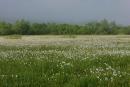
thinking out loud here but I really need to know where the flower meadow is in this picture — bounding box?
[0,35,130,87]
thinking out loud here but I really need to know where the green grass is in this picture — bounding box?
[3,35,22,39]
[0,35,130,87]
[62,35,77,38]
[0,45,129,87]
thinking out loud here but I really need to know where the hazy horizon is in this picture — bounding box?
[0,0,130,25]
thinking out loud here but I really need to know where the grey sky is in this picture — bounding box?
[0,0,130,25]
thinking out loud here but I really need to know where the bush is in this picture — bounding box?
[0,19,130,35]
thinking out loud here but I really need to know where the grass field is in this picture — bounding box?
[0,35,130,87]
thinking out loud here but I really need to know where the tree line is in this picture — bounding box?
[0,19,130,35]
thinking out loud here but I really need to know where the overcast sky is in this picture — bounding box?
[0,0,130,25]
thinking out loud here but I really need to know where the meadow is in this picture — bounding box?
[0,35,130,87]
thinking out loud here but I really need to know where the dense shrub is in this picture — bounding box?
[0,19,130,35]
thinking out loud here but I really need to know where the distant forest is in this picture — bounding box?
[0,19,130,35]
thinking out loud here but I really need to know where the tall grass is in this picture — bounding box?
[0,36,130,87]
